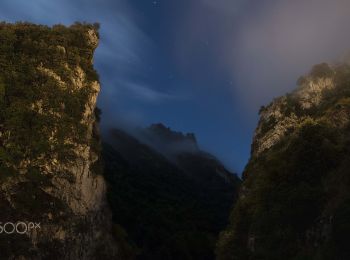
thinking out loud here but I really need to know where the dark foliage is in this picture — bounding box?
[103,129,240,260]
[0,22,99,175]
[217,64,350,260]
[0,22,103,257]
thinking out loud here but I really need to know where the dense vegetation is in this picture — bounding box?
[0,22,99,178]
[0,22,240,259]
[217,64,350,260]
[0,22,106,259]
[103,128,240,260]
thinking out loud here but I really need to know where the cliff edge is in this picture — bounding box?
[217,63,350,260]
[0,22,119,259]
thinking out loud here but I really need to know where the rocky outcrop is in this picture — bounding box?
[217,62,350,260]
[253,63,336,156]
[0,23,119,259]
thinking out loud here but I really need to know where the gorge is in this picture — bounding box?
[1,22,350,260]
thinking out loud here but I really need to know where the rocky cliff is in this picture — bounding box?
[217,63,350,259]
[0,22,120,259]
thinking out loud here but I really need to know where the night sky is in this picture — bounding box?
[1,0,350,173]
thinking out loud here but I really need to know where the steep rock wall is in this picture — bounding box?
[0,23,119,259]
[217,63,350,260]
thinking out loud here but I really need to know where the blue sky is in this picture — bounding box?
[1,0,350,173]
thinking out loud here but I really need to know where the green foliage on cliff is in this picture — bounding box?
[217,64,350,260]
[0,22,125,260]
[0,22,99,176]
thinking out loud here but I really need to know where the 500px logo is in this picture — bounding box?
[0,222,41,235]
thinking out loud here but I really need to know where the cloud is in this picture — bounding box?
[172,0,350,112]
[120,81,184,103]
[231,0,350,107]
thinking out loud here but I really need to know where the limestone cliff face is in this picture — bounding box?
[217,63,350,260]
[0,23,119,259]
[253,64,337,157]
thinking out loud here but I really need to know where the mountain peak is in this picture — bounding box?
[218,61,350,259]
[141,123,199,155]
[254,62,339,156]
[147,123,198,145]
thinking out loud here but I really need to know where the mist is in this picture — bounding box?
[176,0,350,110]
[1,0,349,172]
[232,0,350,106]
